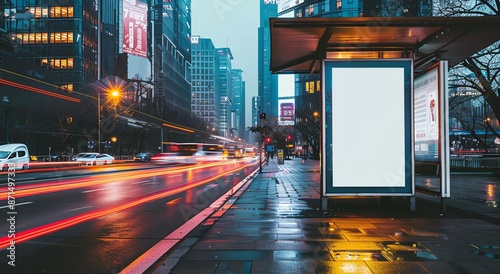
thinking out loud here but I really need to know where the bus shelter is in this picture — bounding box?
[269,16,500,211]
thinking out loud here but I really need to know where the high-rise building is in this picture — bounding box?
[258,0,278,121]
[231,68,245,140]
[287,0,432,119]
[250,95,260,143]
[2,1,101,91]
[217,47,233,137]
[150,0,192,119]
[191,36,220,133]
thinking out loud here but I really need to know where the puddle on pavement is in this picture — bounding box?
[471,244,500,259]
[329,242,439,261]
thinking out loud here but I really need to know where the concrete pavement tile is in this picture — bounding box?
[251,260,349,274]
[343,234,397,242]
[326,241,383,251]
[181,250,274,261]
[214,261,252,274]
[255,240,327,250]
[273,250,332,261]
[237,221,278,228]
[365,261,430,274]
[478,262,500,274]
[419,261,498,274]
[276,221,300,228]
[170,261,218,274]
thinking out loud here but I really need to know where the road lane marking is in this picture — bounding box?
[81,187,113,193]
[65,205,93,212]
[132,180,152,185]
[120,168,260,274]
[0,201,33,209]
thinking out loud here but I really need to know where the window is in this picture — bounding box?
[51,6,74,18]
[50,32,74,43]
[42,58,74,69]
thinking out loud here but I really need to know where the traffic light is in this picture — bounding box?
[287,135,292,140]
[260,113,266,120]
[265,137,271,143]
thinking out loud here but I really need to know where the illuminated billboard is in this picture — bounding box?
[278,98,295,125]
[414,66,439,161]
[123,0,148,58]
[278,0,305,13]
[323,59,413,196]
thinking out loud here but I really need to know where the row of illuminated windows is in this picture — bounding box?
[28,6,74,18]
[15,32,73,44]
[305,81,321,94]
[41,58,74,70]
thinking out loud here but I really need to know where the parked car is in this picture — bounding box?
[0,143,30,170]
[134,152,153,162]
[45,151,71,162]
[74,153,114,166]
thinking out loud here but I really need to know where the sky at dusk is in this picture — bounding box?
[191,0,260,127]
[191,1,295,127]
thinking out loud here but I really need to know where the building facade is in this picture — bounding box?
[150,0,192,120]
[231,68,245,140]
[191,36,220,133]
[217,47,233,138]
[1,0,101,91]
[258,0,278,121]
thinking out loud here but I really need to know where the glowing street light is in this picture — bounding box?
[98,89,121,153]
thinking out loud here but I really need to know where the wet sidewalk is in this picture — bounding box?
[153,158,500,274]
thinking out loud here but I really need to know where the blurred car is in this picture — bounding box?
[71,153,89,161]
[45,151,71,162]
[134,152,153,162]
[75,153,114,166]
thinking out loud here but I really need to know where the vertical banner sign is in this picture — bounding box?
[123,0,148,57]
[414,61,450,198]
[322,59,414,196]
[414,67,439,161]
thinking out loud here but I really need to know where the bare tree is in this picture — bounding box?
[434,1,500,149]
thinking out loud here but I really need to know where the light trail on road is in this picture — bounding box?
[0,160,246,200]
[0,161,256,250]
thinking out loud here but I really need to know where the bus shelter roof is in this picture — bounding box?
[270,16,500,75]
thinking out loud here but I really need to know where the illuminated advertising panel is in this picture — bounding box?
[278,0,305,13]
[414,66,439,161]
[323,59,413,196]
[278,98,295,125]
[123,0,148,58]
[280,102,294,121]
[414,61,450,198]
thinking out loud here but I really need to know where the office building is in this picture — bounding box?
[231,68,245,140]
[258,0,278,120]
[217,47,233,138]
[191,36,220,133]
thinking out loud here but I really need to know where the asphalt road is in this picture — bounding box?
[0,158,260,273]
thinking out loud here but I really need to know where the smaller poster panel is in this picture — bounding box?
[414,67,439,161]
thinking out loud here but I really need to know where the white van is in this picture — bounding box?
[0,143,30,170]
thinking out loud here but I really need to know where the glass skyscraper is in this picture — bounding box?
[258,0,278,120]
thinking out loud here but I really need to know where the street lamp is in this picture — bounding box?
[97,89,120,153]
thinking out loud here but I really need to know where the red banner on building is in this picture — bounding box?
[123,0,148,58]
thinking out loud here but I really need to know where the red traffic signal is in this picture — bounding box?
[287,135,292,140]
[265,137,271,143]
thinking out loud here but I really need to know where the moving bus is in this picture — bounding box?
[152,143,225,164]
